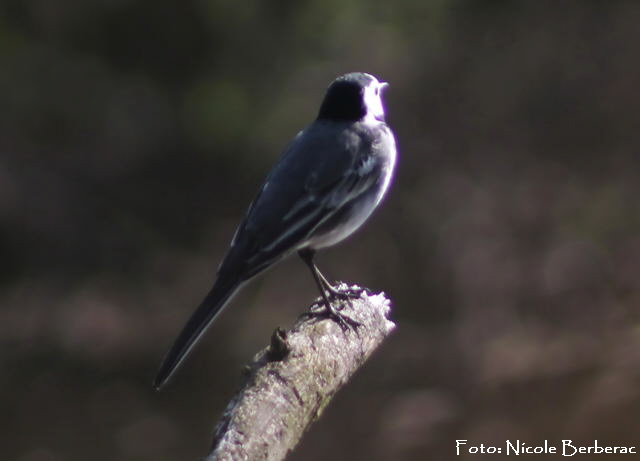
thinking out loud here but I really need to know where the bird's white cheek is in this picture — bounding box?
[363,87,385,122]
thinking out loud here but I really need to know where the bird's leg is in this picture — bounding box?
[301,250,365,299]
[315,263,368,299]
[298,249,361,330]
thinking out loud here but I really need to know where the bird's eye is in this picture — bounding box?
[374,87,379,96]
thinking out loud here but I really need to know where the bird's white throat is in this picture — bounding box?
[362,80,388,124]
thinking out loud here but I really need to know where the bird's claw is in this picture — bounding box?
[330,310,362,330]
[302,302,361,331]
[326,284,370,300]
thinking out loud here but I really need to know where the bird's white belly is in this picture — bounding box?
[303,161,394,250]
[304,197,378,249]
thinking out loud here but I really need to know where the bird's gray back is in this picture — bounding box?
[221,120,391,279]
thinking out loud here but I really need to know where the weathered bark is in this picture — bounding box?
[206,286,395,461]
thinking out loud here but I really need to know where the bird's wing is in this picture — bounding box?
[240,124,384,271]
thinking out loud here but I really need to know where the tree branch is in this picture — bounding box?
[206,285,395,461]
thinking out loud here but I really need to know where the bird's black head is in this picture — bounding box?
[317,72,388,123]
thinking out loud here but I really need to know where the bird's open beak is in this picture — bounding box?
[380,82,389,91]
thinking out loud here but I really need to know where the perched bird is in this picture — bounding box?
[154,72,397,390]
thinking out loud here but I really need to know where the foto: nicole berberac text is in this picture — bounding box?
[456,440,636,456]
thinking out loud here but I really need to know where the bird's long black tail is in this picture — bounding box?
[153,276,242,390]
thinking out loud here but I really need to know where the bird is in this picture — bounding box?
[154,72,397,390]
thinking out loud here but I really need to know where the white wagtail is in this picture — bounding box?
[154,72,397,389]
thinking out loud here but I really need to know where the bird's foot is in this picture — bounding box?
[325,283,371,300]
[304,301,361,331]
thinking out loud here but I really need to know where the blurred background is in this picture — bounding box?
[1,0,639,459]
